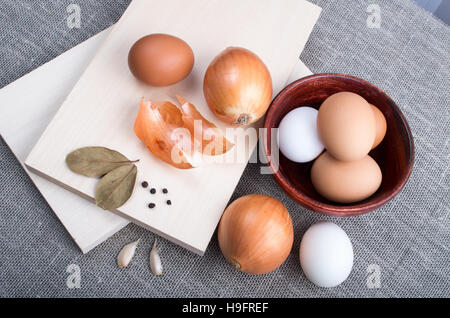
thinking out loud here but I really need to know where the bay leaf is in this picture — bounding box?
[95,164,137,210]
[66,146,137,177]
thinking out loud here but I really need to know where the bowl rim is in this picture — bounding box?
[264,73,415,216]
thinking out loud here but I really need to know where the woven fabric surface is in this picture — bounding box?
[0,0,449,297]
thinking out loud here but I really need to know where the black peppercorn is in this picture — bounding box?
[166,200,172,205]
[148,203,156,209]
[162,188,168,194]
[150,188,156,194]
[141,181,148,188]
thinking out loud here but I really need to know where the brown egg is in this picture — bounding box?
[311,152,382,203]
[317,92,376,161]
[128,34,194,86]
[370,104,387,149]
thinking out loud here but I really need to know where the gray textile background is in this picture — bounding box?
[0,0,449,298]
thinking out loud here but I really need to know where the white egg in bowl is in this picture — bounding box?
[277,106,324,163]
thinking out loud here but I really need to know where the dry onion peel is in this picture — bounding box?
[134,98,193,169]
[134,97,233,169]
[176,95,234,156]
[203,47,273,126]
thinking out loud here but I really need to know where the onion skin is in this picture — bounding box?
[134,98,193,169]
[176,95,234,155]
[203,47,273,126]
[134,97,233,169]
[218,194,293,274]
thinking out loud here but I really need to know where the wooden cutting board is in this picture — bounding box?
[0,26,312,254]
[25,0,321,255]
[0,28,131,254]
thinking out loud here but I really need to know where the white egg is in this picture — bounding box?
[299,221,353,288]
[278,107,324,163]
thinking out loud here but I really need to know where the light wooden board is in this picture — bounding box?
[0,28,129,254]
[25,0,321,255]
[0,30,312,256]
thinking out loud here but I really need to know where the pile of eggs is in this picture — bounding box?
[278,91,387,203]
[278,93,388,287]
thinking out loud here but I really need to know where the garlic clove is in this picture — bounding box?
[150,239,163,276]
[117,239,140,268]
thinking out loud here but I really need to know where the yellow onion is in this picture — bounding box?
[203,47,273,126]
[218,194,293,274]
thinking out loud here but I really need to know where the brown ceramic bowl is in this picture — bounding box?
[264,73,414,216]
